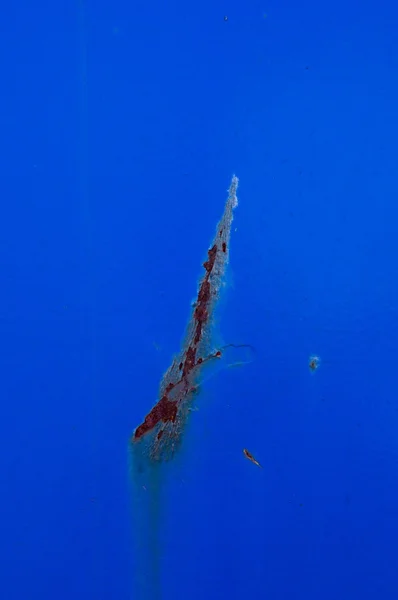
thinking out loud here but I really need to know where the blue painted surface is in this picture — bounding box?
[1,1,398,598]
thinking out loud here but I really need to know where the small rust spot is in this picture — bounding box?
[203,245,217,272]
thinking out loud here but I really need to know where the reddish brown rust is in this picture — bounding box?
[197,279,211,303]
[203,245,217,273]
[133,239,217,440]
[134,395,177,439]
[182,346,196,377]
[193,321,203,345]
[194,303,208,323]
[132,176,239,456]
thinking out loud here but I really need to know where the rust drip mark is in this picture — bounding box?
[132,177,239,458]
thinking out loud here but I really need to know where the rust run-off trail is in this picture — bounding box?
[130,175,250,467]
[128,176,252,600]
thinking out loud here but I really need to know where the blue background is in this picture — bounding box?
[1,0,398,598]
